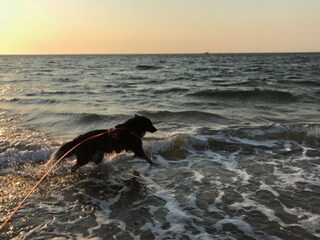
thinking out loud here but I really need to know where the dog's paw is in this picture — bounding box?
[150,160,160,166]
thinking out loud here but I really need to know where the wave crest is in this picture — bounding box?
[188,88,298,103]
[140,110,227,121]
[136,65,163,70]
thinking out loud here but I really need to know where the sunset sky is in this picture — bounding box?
[1,0,319,54]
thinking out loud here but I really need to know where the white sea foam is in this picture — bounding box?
[231,137,278,148]
[280,202,320,237]
[192,170,205,182]
[293,146,318,162]
[214,215,282,240]
[233,168,251,185]
[230,193,286,227]
[273,166,320,189]
[0,147,53,165]
[86,186,129,237]
[259,181,279,197]
[300,215,320,238]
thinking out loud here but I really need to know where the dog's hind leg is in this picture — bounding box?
[71,153,91,172]
[71,160,88,172]
[92,151,104,164]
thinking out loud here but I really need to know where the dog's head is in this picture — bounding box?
[115,114,157,138]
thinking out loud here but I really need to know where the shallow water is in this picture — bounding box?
[0,53,320,239]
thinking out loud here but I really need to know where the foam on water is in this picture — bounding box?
[259,181,279,197]
[1,128,320,239]
[191,170,205,183]
[214,215,282,240]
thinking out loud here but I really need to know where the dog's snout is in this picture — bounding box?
[150,126,157,133]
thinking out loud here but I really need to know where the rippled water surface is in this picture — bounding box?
[0,54,320,239]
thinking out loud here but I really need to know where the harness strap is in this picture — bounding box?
[107,128,119,139]
[107,129,142,151]
[107,129,125,151]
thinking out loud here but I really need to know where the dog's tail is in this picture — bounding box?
[48,130,108,165]
[49,140,78,163]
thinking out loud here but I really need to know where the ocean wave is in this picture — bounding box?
[0,147,53,169]
[40,90,83,95]
[280,79,320,87]
[188,88,298,103]
[73,112,112,124]
[140,110,227,122]
[2,97,60,105]
[136,65,163,70]
[0,113,56,168]
[60,113,136,129]
[281,123,320,138]
[52,77,77,83]
[152,87,190,94]
[1,123,319,171]
[243,65,264,72]
[2,110,318,168]
[0,96,18,102]
[194,67,219,72]
[127,76,148,80]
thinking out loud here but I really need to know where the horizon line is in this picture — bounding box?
[0,51,319,56]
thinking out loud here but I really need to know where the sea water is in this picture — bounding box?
[0,53,319,239]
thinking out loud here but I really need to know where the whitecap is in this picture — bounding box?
[273,166,320,189]
[229,193,286,227]
[231,137,278,148]
[259,181,279,197]
[214,215,281,240]
[280,202,320,237]
[192,170,205,183]
[300,215,320,238]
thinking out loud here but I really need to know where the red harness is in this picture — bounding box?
[107,128,119,139]
[106,129,125,151]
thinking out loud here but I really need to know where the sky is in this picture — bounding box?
[0,0,320,54]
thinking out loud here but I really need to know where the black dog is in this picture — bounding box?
[51,114,157,172]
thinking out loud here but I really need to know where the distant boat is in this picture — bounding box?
[203,52,210,55]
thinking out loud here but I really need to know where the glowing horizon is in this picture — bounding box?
[0,0,320,55]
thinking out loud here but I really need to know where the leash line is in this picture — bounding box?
[0,130,109,232]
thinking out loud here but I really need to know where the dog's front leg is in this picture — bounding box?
[133,148,155,165]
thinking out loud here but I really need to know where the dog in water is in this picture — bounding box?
[51,114,157,172]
